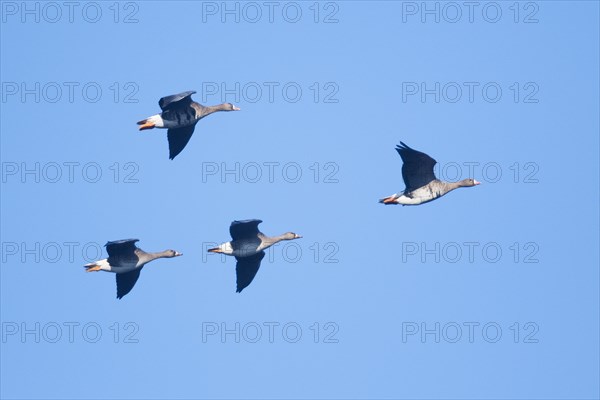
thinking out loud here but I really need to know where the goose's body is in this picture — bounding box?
[379,142,480,206]
[84,239,182,299]
[208,220,301,292]
[137,91,240,160]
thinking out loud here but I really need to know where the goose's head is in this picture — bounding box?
[282,232,302,240]
[165,249,183,258]
[226,103,241,111]
[459,178,481,187]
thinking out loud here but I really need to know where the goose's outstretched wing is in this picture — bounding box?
[396,142,437,192]
[167,125,196,160]
[229,219,263,241]
[159,91,196,111]
[235,252,265,293]
[105,239,139,267]
[116,268,142,299]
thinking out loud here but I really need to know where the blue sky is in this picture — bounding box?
[1,1,598,399]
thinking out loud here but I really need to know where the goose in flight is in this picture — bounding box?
[84,239,182,299]
[379,141,480,206]
[137,91,240,160]
[208,220,301,293]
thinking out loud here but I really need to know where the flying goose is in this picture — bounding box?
[208,220,301,293]
[137,91,240,160]
[379,141,480,206]
[84,239,182,299]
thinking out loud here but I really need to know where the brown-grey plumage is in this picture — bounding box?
[207,220,301,293]
[379,141,480,206]
[84,239,182,299]
[137,91,240,160]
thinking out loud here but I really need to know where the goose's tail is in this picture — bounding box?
[207,242,233,255]
[84,262,101,272]
[137,118,155,131]
[137,114,163,131]
[379,194,399,204]
[84,259,109,272]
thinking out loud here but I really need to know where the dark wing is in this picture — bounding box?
[229,219,263,241]
[158,91,196,111]
[396,141,437,192]
[105,239,139,264]
[235,252,265,293]
[116,268,142,299]
[167,125,196,160]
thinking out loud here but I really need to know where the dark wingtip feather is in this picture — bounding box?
[395,141,414,158]
[105,239,139,247]
[232,219,263,226]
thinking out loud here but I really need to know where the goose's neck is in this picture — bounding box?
[260,233,290,247]
[444,182,460,191]
[140,250,172,263]
[442,181,462,191]
[202,103,229,116]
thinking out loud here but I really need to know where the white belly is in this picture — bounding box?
[395,195,426,205]
[217,241,234,255]
[396,187,441,205]
[147,114,166,128]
